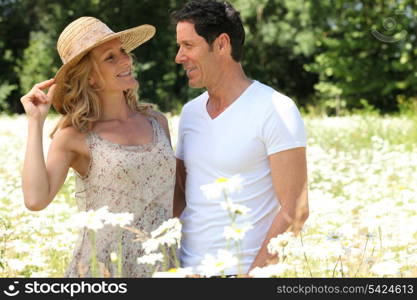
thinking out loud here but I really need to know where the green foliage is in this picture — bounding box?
[0,81,16,112]
[18,31,56,93]
[307,1,417,113]
[234,0,318,106]
[0,0,416,114]
[396,95,417,116]
[311,82,345,116]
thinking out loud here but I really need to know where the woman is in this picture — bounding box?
[20,17,175,277]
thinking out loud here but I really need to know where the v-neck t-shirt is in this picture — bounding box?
[176,80,307,275]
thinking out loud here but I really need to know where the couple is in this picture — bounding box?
[21,1,308,278]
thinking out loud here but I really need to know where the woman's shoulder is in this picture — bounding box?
[54,125,86,139]
[52,126,89,153]
[146,109,171,139]
[147,109,168,126]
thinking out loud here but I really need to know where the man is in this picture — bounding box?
[172,0,309,276]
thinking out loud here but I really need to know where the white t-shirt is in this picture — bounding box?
[176,80,307,275]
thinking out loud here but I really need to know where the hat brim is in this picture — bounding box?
[52,24,155,114]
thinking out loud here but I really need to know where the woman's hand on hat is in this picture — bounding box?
[20,79,56,122]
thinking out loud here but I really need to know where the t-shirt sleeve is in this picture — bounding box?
[260,93,307,155]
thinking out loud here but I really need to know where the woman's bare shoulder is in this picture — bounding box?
[52,126,89,154]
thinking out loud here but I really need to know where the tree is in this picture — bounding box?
[1,0,416,114]
[307,0,417,113]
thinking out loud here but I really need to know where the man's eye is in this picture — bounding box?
[106,55,114,61]
[121,48,126,53]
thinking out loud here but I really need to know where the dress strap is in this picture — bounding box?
[147,113,170,143]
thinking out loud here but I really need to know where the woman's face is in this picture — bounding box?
[89,38,137,92]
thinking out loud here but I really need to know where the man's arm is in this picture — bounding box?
[173,158,186,218]
[249,147,309,271]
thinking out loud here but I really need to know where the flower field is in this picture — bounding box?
[0,113,416,277]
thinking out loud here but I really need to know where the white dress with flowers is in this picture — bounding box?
[65,116,175,278]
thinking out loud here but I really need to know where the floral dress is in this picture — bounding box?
[65,116,175,277]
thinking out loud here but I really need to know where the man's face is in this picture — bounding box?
[175,21,218,89]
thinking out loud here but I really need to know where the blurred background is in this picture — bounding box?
[0,0,416,278]
[0,0,416,116]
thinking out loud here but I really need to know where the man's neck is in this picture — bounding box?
[206,65,253,111]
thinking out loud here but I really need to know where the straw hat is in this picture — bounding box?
[52,16,155,114]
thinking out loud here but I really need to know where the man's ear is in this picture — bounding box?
[216,33,231,52]
[215,33,232,59]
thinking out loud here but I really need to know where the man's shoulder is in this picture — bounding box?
[252,81,296,108]
[181,91,208,114]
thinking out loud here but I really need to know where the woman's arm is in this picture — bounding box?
[21,79,76,211]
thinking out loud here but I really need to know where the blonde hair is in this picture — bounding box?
[50,53,152,138]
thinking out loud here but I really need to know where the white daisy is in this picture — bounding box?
[198,250,238,277]
[152,267,194,278]
[223,223,253,241]
[137,253,164,265]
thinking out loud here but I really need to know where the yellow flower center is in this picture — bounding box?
[216,177,228,183]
